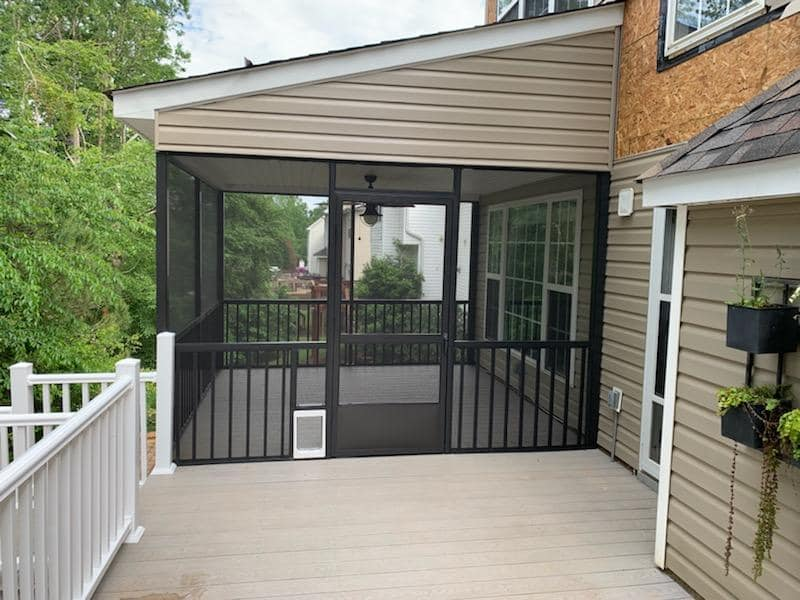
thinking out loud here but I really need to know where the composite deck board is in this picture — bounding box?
[95,451,689,599]
[177,365,580,460]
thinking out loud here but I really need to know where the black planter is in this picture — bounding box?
[721,405,763,449]
[726,304,798,354]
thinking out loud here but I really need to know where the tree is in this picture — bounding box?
[355,249,424,300]
[0,0,190,396]
[223,194,310,299]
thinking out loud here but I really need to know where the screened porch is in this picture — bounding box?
[158,154,608,463]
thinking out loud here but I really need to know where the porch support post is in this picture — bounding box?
[194,177,202,319]
[217,189,225,342]
[152,331,177,475]
[156,152,169,332]
[325,162,341,457]
[442,168,462,452]
[585,172,611,448]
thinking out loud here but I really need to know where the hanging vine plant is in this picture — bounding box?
[717,384,792,579]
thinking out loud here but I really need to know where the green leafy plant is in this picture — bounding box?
[778,409,800,462]
[730,205,769,307]
[717,384,792,580]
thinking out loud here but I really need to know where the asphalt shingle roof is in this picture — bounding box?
[644,68,800,179]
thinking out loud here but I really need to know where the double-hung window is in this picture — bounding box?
[485,192,581,377]
[664,0,766,57]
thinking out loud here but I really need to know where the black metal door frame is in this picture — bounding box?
[326,167,462,457]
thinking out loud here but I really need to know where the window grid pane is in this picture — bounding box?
[504,204,547,341]
[673,0,758,42]
[487,210,503,275]
[548,200,577,287]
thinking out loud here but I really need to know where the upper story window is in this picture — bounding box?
[497,0,598,22]
[664,0,766,57]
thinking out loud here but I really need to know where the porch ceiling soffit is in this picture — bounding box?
[111,3,624,140]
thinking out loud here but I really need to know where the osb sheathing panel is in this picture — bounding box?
[616,1,800,158]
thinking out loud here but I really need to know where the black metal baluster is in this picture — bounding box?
[503,346,511,449]
[263,353,270,457]
[577,347,587,446]
[533,348,541,448]
[488,348,496,449]
[472,349,480,449]
[548,349,556,447]
[518,349,526,449]
[562,347,572,447]
[458,348,465,449]
[210,352,216,460]
[280,350,287,457]
[191,352,198,461]
[227,349,234,459]
[245,352,252,457]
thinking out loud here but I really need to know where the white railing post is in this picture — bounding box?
[152,332,176,475]
[116,359,145,543]
[10,362,34,457]
[139,379,147,487]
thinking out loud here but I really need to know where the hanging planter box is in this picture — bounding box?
[721,405,763,449]
[726,304,798,354]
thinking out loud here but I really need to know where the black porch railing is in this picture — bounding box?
[174,341,325,464]
[223,299,469,366]
[450,339,591,452]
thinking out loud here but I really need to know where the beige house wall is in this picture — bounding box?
[597,145,681,467]
[663,198,800,600]
[155,32,617,172]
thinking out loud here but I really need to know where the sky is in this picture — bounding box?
[179,0,486,77]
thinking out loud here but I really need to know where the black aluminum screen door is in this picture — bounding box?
[331,189,454,456]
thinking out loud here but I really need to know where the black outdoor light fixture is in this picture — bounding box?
[361,174,381,226]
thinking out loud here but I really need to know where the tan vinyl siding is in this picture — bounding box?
[156,33,616,171]
[665,198,800,600]
[597,146,683,468]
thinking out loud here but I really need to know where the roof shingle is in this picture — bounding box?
[646,68,800,179]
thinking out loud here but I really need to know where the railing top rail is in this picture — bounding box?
[453,339,591,349]
[175,341,326,352]
[0,376,132,502]
[223,298,468,305]
[27,371,155,385]
[0,412,73,426]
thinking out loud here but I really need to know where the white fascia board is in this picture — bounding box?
[642,154,800,208]
[112,4,623,133]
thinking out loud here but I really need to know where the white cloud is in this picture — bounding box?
[179,0,485,76]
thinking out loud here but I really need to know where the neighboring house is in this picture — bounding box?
[306,207,372,281]
[306,214,327,276]
[371,205,472,300]
[105,2,800,599]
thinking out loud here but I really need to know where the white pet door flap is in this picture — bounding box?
[293,410,326,459]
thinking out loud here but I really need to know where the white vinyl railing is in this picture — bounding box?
[0,331,176,481]
[0,359,145,599]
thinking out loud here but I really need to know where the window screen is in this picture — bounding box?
[200,183,219,313]
[167,163,196,333]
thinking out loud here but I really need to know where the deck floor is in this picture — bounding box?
[96,451,689,599]
[178,365,579,461]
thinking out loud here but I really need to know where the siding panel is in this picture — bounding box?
[155,32,616,171]
[598,146,681,466]
[666,199,800,600]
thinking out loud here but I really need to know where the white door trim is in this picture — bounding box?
[654,205,687,569]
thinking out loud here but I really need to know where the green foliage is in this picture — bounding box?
[778,409,800,461]
[716,384,791,415]
[223,194,310,298]
[0,1,189,397]
[718,382,793,580]
[355,247,424,300]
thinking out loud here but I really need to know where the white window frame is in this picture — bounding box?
[664,0,766,58]
[484,190,582,383]
[497,0,519,20]
[498,0,600,21]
